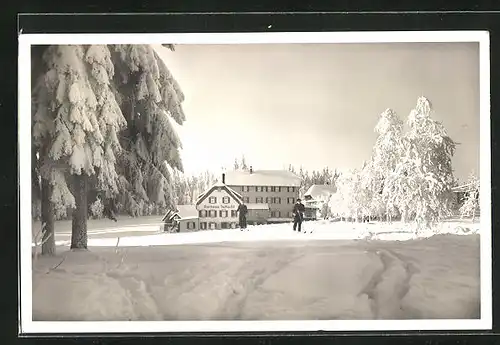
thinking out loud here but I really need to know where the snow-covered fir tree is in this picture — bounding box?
[372,108,405,222]
[32,45,127,250]
[109,44,186,216]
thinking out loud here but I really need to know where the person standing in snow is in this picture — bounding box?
[292,198,305,232]
[236,202,248,230]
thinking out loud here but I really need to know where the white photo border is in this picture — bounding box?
[18,30,491,334]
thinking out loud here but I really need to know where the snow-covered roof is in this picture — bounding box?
[246,203,270,210]
[224,170,301,187]
[195,181,243,205]
[175,205,199,219]
[304,184,337,200]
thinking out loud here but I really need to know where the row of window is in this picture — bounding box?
[209,196,230,204]
[238,186,296,193]
[198,210,294,219]
[241,197,296,204]
[199,210,238,218]
[208,196,297,205]
[199,222,238,230]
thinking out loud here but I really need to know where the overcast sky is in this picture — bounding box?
[157,42,480,182]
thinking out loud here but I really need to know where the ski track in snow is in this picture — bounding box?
[32,220,481,321]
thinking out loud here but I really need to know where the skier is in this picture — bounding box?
[103,197,118,222]
[236,202,248,230]
[292,198,305,232]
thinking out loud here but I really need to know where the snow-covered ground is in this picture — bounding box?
[31,219,481,322]
[41,218,480,247]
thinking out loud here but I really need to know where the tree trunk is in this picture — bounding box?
[40,178,55,255]
[71,173,88,250]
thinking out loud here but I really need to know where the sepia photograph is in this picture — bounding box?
[18,31,491,333]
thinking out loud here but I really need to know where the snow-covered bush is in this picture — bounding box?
[459,172,480,222]
[90,198,105,219]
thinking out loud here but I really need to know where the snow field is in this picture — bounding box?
[31,220,481,322]
[47,219,480,248]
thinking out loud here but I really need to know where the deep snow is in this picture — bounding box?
[31,219,481,321]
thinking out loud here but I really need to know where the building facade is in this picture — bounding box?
[196,181,245,230]
[224,167,301,222]
[302,184,337,220]
[162,205,199,232]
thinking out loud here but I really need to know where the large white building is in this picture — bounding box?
[224,167,302,223]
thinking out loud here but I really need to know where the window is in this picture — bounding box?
[220,210,228,218]
[256,186,261,192]
[231,223,237,229]
[277,211,281,218]
[208,210,217,217]
[209,222,216,230]
[231,210,237,217]
[287,186,291,192]
[270,186,276,192]
[187,221,196,230]
[287,197,295,204]
[199,210,207,217]
[209,196,217,204]
[291,187,295,193]
[274,197,281,204]
[243,197,250,203]
[243,186,250,192]
[263,186,268,192]
[276,186,281,192]
[256,196,263,203]
[222,196,230,204]
[270,211,277,218]
[200,222,207,230]
[221,222,229,229]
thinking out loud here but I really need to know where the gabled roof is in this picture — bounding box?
[195,181,243,206]
[162,209,178,222]
[224,170,301,187]
[163,205,198,222]
[303,184,337,200]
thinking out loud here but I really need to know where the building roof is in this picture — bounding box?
[224,170,301,187]
[175,204,199,219]
[246,203,270,210]
[195,181,243,206]
[303,184,337,200]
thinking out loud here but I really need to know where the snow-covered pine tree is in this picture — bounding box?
[459,171,480,222]
[240,155,249,171]
[371,108,405,223]
[233,158,240,171]
[392,97,456,228]
[109,44,185,216]
[33,45,127,250]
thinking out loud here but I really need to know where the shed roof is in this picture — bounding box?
[175,204,199,219]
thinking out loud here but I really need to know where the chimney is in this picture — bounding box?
[249,166,253,174]
[222,173,226,184]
